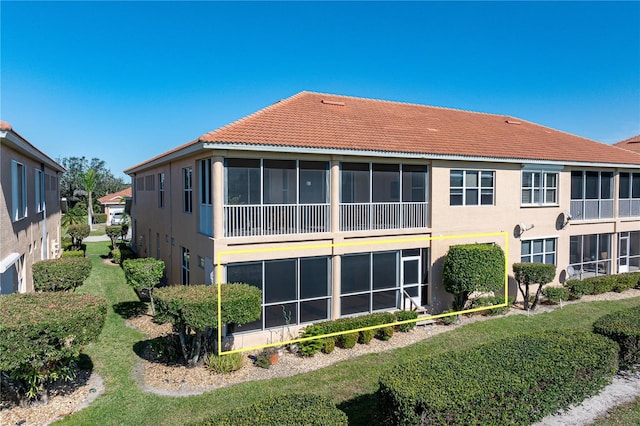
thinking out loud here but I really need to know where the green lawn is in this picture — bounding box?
[58,241,640,425]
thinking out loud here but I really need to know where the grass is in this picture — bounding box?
[591,399,640,426]
[57,241,640,425]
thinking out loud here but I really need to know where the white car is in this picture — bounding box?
[111,212,125,225]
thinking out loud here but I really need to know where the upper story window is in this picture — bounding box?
[199,159,213,236]
[11,160,27,221]
[450,170,494,206]
[182,167,192,213]
[619,172,640,218]
[158,173,165,208]
[226,159,260,205]
[35,169,45,213]
[521,170,558,206]
[340,163,428,204]
[570,171,614,220]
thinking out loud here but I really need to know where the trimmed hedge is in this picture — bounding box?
[395,310,419,332]
[542,286,570,304]
[123,257,165,314]
[192,394,348,426]
[564,272,640,299]
[0,292,107,399]
[105,225,122,248]
[377,331,618,425]
[33,256,92,292]
[298,312,398,356]
[594,306,640,369]
[443,243,505,310]
[61,250,85,258]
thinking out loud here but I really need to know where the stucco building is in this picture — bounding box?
[125,92,640,348]
[1,121,65,294]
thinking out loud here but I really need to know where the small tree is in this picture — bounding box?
[443,243,505,311]
[122,258,165,314]
[513,263,556,311]
[154,283,262,367]
[67,223,90,250]
[105,225,122,249]
[33,257,92,292]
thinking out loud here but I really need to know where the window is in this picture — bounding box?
[199,159,213,236]
[181,247,190,284]
[158,173,165,208]
[521,238,556,264]
[341,163,370,203]
[570,171,614,219]
[11,161,27,221]
[402,165,427,202]
[340,251,399,316]
[35,169,45,213]
[226,159,260,205]
[372,164,400,202]
[226,256,331,332]
[182,167,192,213]
[299,161,328,204]
[618,231,640,273]
[264,160,296,204]
[619,172,640,217]
[450,170,494,206]
[569,234,612,278]
[521,171,558,205]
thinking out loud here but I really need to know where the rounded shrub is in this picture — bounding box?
[395,310,418,332]
[298,325,324,357]
[563,279,594,299]
[321,337,335,354]
[377,331,618,426]
[0,292,107,401]
[591,275,618,294]
[337,332,358,349]
[33,256,92,292]
[594,306,640,369]
[542,286,570,304]
[192,394,348,426]
[359,329,375,344]
[376,326,394,341]
[61,250,85,258]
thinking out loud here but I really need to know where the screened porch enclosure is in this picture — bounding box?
[224,159,330,237]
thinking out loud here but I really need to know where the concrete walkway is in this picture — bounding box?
[85,235,110,242]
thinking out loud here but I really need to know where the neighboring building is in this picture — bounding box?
[98,187,132,225]
[125,91,640,348]
[616,134,640,154]
[1,120,65,294]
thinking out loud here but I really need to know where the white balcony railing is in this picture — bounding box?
[570,199,614,221]
[340,202,429,232]
[619,199,640,218]
[224,204,330,237]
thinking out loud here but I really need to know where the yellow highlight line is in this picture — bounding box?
[217,231,509,355]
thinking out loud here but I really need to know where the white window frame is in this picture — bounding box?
[11,160,27,221]
[158,173,165,208]
[35,169,45,213]
[521,166,559,206]
[181,246,190,284]
[183,167,192,213]
[520,237,557,265]
[450,169,495,206]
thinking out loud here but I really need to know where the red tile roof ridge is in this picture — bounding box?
[98,187,132,204]
[617,134,640,144]
[0,120,12,131]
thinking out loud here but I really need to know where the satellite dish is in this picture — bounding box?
[567,265,575,277]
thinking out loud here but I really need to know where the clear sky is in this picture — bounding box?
[2,1,639,180]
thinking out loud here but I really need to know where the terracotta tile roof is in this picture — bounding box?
[127,92,640,171]
[615,135,640,154]
[0,120,12,131]
[98,187,132,204]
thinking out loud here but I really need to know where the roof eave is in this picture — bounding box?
[1,129,66,173]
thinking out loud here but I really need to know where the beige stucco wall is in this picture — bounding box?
[128,148,640,348]
[1,141,62,293]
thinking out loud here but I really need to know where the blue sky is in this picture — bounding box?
[2,1,639,180]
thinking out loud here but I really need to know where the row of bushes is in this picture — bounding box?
[377,330,619,425]
[298,311,419,357]
[594,305,640,369]
[564,272,640,299]
[0,292,107,401]
[192,394,348,425]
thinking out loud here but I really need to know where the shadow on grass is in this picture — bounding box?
[133,336,182,365]
[337,392,380,425]
[113,301,148,319]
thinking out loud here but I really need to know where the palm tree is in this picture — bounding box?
[84,169,98,230]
